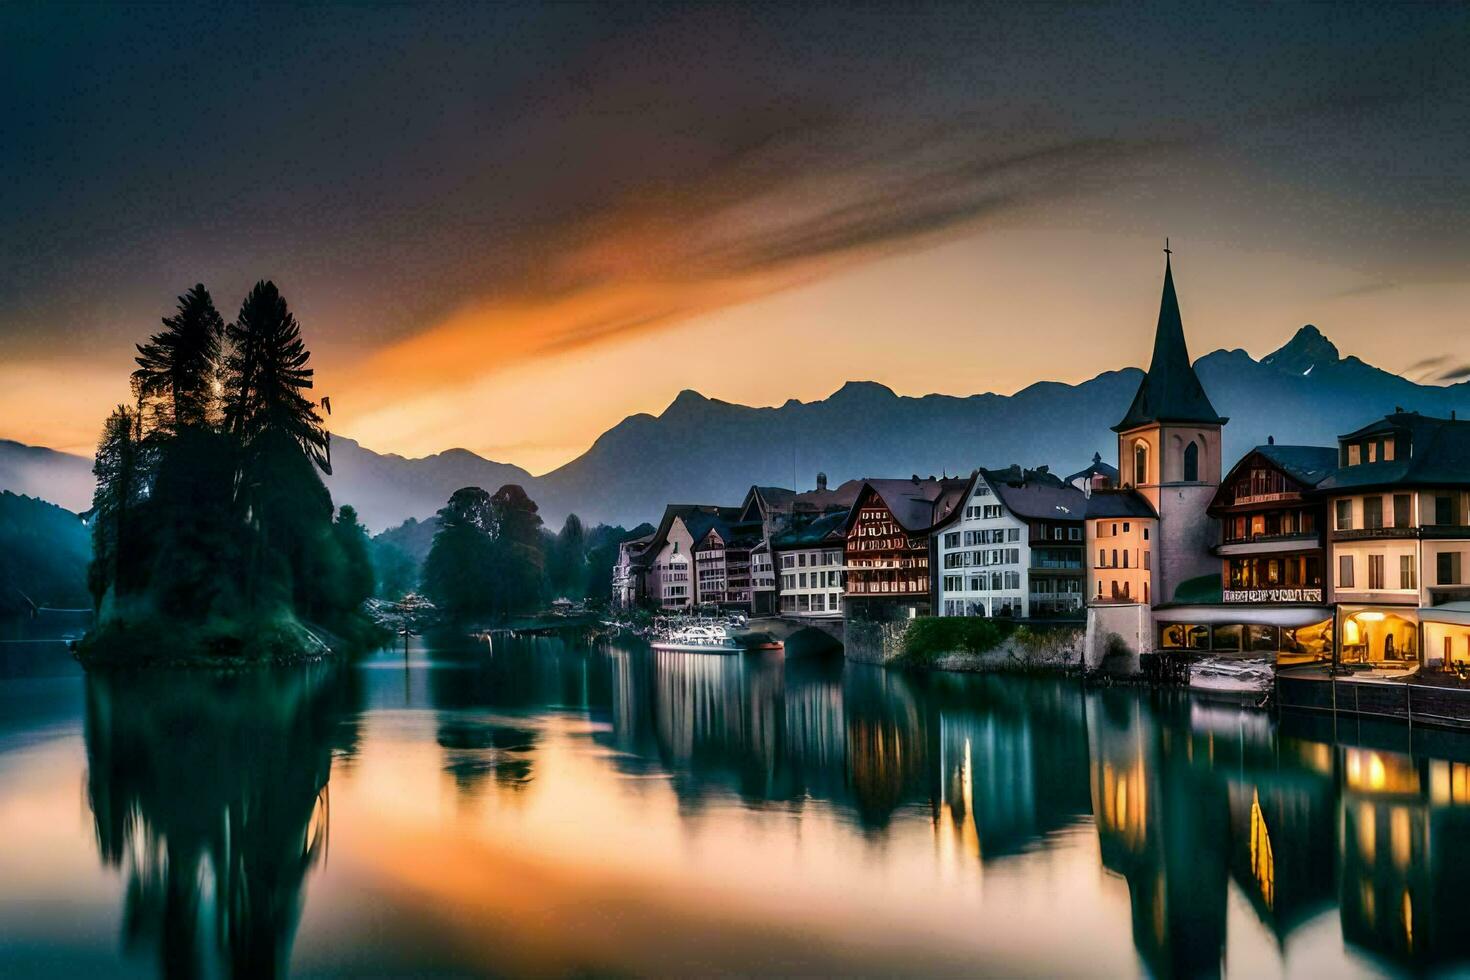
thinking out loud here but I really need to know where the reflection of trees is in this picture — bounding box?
[84,663,360,979]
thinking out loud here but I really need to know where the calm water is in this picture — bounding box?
[2,632,1468,978]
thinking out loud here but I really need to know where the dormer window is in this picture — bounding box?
[1347,444,1361,466]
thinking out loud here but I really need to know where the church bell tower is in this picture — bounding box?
[1113,246,1227,602]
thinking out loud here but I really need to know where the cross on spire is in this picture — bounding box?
[1164,237,1171,256]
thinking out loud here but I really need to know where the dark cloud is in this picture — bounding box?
[2,1,1469,368]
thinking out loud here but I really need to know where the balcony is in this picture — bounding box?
[1421,525,1470,540]
[1331,527,1420,542]
[1214,532,1320,556]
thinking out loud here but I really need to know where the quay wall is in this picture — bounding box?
[843,612,1086,674]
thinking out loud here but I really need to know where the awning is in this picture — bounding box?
[1420,602,1470,627]
[1152,604,1334,627]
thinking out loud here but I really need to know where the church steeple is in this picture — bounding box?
[1112,249,1227,433]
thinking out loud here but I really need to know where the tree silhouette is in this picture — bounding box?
[223,281,330,474]
[88,405,146,612]
[131,284,225,434]
[83,280,375,661]
[423,488,497,617]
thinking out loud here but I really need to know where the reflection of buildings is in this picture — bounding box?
[84,664,359,979]
[934,677,1092,859]
[1335,743,1470,970]
[419,637,1470,976]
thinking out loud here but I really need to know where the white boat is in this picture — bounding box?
[650,623,744,653]
[1188,657,1274,697]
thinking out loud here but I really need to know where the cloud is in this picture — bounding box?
[337,125,1174,420]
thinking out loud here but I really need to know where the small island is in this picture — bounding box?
[79,282,378,667]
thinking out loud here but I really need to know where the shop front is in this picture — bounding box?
[1338,605,1420,669]
[1419,602,1470,674]
[1155,604,1335,666]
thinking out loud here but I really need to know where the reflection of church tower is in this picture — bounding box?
[1113,248,1227,604]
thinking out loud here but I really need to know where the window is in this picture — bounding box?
[1143,550,1150,570]
[1142,527,1149,540]
[1339,554,1355,589]
[944,532,959,549]
[1133,441,1148,486]
[1439,551,1462,586]
[1348,444,1362,466]
[1183,441,1200,482]
[1098,549,1106,567]
[982,505,1002,520]
[1394,494,1412,528]
[1123,522,1130,533]
[1436,495,1455,526]
[1336,499,1353,531]
[1368,554,1385,590]
[1111,549,1119,567]
[1122,551,1130,568]
[1400,555,1416,590]
[1363,496,1383,529]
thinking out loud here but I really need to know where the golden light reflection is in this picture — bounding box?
[1249,789,1275,911]
[1346,749,1419,795]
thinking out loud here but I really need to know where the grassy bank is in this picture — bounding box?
[891,616,1085,675]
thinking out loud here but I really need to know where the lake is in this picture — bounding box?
[1,631,1465,977]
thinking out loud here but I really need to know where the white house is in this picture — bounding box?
[772,511,846,618]
[934,467,1086,618]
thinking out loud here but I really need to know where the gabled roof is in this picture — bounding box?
[642,503,741,558]
[1066,452,1119,485]
[1319,411,1470,491]
[988,474,1087,522]
[844,477,969,534]
[1084,488,1157,520]
[1255,445,1338,487]
[1113,254,1227,433]
[1208,444,1336,513]
[771,510,847,550]
[739,485,796,523]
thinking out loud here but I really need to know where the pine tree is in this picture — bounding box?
[131,284,224,434]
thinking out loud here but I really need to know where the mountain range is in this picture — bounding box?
[6,324,1470,531]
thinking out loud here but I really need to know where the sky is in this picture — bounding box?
[3,3,1469,471]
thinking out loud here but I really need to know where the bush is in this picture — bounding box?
[901,616,1015,665]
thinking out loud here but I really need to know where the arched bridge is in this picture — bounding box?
[747,616,845,653]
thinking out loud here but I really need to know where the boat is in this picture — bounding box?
[1188,656,1274,697]
[650,623,744,653]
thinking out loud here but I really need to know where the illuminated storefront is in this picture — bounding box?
[1339,606,1419,667]
[1155,605,1334,666]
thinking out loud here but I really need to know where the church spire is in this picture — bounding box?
[1112,246,1227,433]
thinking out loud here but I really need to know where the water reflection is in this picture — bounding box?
[410,639,1470,976]
[44,636,1470,976]
[83,665,360,978]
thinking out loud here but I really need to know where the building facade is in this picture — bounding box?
[843,478,967,621]
[934,467,1085,618]
[1320,412,1470,670]
[772,511,846,618]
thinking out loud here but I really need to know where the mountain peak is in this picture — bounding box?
[666,388,710,412]
[1263,324,1340,376]
[831,380,897,400]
